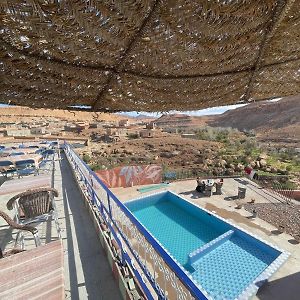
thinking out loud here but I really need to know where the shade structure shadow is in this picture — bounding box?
[257,272,300,300]
[179,190,206,199]
[234,178,249,185]
[0,227,13,250]
[224,195,239,201]
[288,239,299,245]
[271,229,284,235]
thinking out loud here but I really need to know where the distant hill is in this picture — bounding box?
[133,114,156,120]
[209,95,300,144]
[114,113,156,122]
[0,106,123,123]
[153,113,214,127]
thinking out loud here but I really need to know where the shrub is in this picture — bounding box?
[128,133,139,139]
[286,165,292,172]
[82,153,91,163]
[279,180,297,190]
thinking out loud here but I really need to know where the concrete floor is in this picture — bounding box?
[0,154,121,300]
[111,178,300,300]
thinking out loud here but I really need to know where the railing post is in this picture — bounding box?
[107,192,112,218]
[89,173,95,205]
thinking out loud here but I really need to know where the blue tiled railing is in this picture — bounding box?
[64,144,208,300]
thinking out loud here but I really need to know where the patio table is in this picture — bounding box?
[0,240,64,299]
[0,174,51,196]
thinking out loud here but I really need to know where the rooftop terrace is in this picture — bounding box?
[0,150,121,299]
[0,143,299,300]
[112,178,300,300]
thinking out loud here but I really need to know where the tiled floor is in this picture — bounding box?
[0,153,121,300]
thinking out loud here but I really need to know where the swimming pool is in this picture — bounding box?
[125,191,289,300]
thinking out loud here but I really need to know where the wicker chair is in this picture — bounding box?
[0,210,40,250]
[7,188,61,241]
[39,149,55,174]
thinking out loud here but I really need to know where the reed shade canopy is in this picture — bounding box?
[0,0,299,112]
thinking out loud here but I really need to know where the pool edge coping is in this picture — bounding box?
[125,190,291,300]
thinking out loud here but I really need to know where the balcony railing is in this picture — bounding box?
[64,143,208,300]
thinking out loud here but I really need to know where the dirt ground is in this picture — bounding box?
[85,135,222,171]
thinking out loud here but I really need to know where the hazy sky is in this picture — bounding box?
[117,97,282,117]
[0,102,245,114]
[0,98,282,117]
[118,103,247,118]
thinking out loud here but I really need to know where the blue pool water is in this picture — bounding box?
[126,191,281,300]
[131,200,225,266]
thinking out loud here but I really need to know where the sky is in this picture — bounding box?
[117,97,282,117]
[0,102,246,115]
[117,103,247,118]
[0,98,282,117]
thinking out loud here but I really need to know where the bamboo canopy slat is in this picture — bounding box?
[0,0,299,112]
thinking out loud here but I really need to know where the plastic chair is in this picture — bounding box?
[39,149,55,173]
[15,159,37,178]
[204,185,213,197]
[10,152,25,156]
[0,160,16,177]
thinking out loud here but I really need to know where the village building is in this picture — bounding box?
[30,127,47,135]
[5,128,31,137]
[118,119,130,127]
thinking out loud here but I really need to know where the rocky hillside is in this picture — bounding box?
[209,95,300,144]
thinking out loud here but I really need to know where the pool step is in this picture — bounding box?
[188,230,235,267]
[137,183,170,193]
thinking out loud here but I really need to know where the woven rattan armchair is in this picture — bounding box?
[0,210,40,249]
[7,188,61,240]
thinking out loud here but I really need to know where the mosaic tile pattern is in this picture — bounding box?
[191,236,278,300]
[131,200,224,265]
[128,192,282,300]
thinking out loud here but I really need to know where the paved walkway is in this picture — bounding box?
[55,154,121,300]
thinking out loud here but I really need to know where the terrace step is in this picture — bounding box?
[188,230,235,267]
